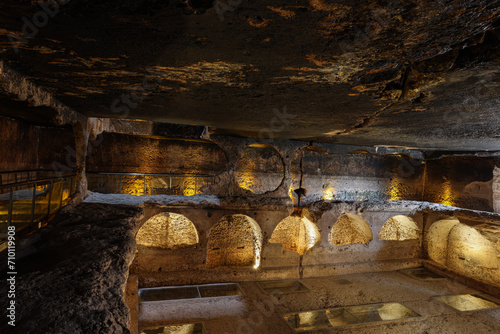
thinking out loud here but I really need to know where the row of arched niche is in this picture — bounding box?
[135,212,421,269]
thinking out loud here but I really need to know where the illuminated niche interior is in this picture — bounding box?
[235,144,284,194]
[447,223,499,270]
[425,217,461,265]
[426,217,500,284]
[206,214,263,269]
[329,213,373,246]
[379,215,420,241]
[269,209,321,255]
[135,213,199,249]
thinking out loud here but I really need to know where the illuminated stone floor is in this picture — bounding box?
[138,270,500,334]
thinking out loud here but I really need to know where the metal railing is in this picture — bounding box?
[0,169,75,186]
[87,172,216,196]
[0,174,77,251]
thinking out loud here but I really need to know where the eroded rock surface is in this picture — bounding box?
[0,1,499,149]
[0,203,143,334]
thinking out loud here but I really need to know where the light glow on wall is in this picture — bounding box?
[288,184,295,200]
[448,223,499,270]
[323,186,336,200]
[182,176,198,196]
[236,171,256,193]
[253,256,261,269]
[121,177,146,195]
[426,217,500,285]
[387,178,402,201]
[425,217,460,266]
[379,215,420,241]
[235,145,284,194]
[136,213,199,249]
[440,180,455,206]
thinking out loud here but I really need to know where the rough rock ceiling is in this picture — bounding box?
[0,0,499,151]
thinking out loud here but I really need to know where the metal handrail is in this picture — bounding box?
[87,172,217,177]
[0,175,76,191]
[0,169,75,186]
[0,169,71,174]
[0,174,78,251]
[86,172,217,196]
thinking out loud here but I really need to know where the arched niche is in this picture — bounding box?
[329,213,373,246]
[135,212,199,249]
[425,217,461,265]
[447,223,499,270]
[269,210,321,255]
[206,214,263,268]
[235,144,284,194]
[426,217,498,269]
[379,215,420,241]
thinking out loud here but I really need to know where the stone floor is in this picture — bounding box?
[138,270,500,334]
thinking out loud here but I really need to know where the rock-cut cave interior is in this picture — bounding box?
[1,1,500,333]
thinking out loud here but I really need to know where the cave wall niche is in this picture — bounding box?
[425,217,461,266]
[447,224,499,271]
[425,217,500,285]
[329,213,373,246]
[295,151,424,204]
[424,157,495,211]
[379,215,420,241]
[206,214,263,268]
[269,209,321,255]
[235,143,284,194]
[87,132,228,175]
[135,212,199,249]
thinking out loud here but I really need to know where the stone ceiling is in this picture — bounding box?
[0,0,499,152]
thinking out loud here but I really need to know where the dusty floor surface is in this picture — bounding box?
[139,270,500,334]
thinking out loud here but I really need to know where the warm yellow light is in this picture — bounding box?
[122,177,146,195]
[323,186,335,200]
[329,213,373,246]
[425,217,460,265]
[448,224,499,269]
[182,176,198,196]
[62,189,70,201]
[136,213,199,249]
[206,214,263,269]
[440,180,455,206]
[379,215,420,241]
[387,178,402,201]
[236,171,255,192]
[253,256,261,269]
[269,210,321,255]
[288,184,296,200]
[248,143,273,148]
